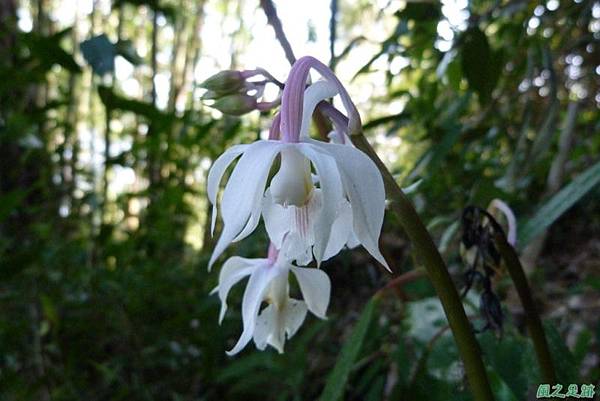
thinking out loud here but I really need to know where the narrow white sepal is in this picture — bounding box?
[207,144,249,236]
[213,256,258,324]
[226,262,281,356]
[291,266,331,319]
[306,140,390,271]
[209,141,282,270]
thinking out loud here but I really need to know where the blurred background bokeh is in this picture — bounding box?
[1,0,599,399]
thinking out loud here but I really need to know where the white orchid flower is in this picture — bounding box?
[212,245,331,354]
[207,56,389,270]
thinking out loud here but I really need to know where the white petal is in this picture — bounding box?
[281,230,313,266]
[323,198,353,261]
[226,262,282,356]
[291,266,331,319]
[300,80,339,139]
[211,256,259,324]
[283,299,308,339]
[253,304,276,351]
[279,190,320,264]
[262,189,290,249]
[209,141,282,270]
[297,144,344,265]
[308,140,390,271]
[252,300,307,354]
[346,231,360,249]
[207,144,249,235]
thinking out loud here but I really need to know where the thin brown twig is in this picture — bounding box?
[259,0,331,140]
[259,0,296,65]
[378,268,426,294]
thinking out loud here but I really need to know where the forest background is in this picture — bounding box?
[1,0,599,400]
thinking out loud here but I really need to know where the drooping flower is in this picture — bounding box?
[212,244,330,354]
[487,198,517,246]
[207,56,389,270]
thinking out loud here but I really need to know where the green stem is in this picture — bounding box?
[351,133,495,401]
[493,231,556,383]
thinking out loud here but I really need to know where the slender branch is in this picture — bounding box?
[151,9,159,106]
[329,0,338,69]
[259,0,296,64]
[351,133,495,401]
[261,14,330,138]
[493,231,556,383]
[379,267,426,293]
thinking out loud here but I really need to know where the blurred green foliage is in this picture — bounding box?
[1,0,599,400]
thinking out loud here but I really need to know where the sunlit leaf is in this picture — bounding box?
[518,160,600,247]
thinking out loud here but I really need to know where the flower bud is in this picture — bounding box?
[200,70,245,94]
[201,90,221,100]
[211,94,257,115]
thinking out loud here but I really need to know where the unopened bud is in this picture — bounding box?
[201,90,221,100]
[200,70,245,94]
[211,94,257,115]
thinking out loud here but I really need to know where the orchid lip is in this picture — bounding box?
[269,148,313,207]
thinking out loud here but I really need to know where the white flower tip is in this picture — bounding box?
[210,206,217,237]
[380,258,392,273]
[218,308,226,325]
[225,340,246,356]
[207,253,219,272]
[309,299,329,320]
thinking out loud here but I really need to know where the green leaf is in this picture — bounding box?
[0,190,27,222]
[115,39,144,65]
[544,323,579,383]
[409,125,462,179]
[518,160,600,247]
[80,34,116,76]
[363,112,411,130]
[460,27,500,105]
[479,331,535,399]
[486,369,520,401]
[319,298,378,401]
[40,294,59,327]
[353,20,408,79]
[21,29,81,73]
[395,2,441,21]
[97,86,175,124]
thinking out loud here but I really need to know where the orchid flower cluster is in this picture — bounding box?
[206,56,389,355]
